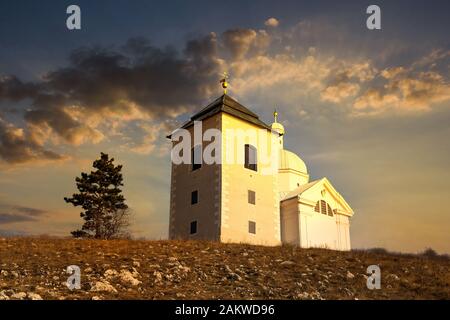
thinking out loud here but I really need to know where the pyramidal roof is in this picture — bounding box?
[179,94,272,131]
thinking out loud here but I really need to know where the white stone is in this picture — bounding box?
[11,292,27,300]
[90,281,117,293]
[119,270,141,286]
[27,293,43,300]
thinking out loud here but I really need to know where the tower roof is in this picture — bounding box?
[175,94,272,134]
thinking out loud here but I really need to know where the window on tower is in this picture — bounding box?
[244,144,257,171]
[248,221,256,234]
[191,190,198,205]
[190,221,197,234]
[191,144,202,171]
[248,190,256,204]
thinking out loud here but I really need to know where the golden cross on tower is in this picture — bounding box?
[274,109,278,123]
[219,72,229,94]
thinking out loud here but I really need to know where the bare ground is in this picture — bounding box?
[0,238,449,300]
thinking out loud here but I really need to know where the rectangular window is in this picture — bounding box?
[248,190,256,205]
[244,144,257,171]
[248,221,256,234]
[191,190,198,205]
[190,221,197,234]
[191,145,202,171]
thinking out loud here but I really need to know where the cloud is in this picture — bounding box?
[13,206,47,216]
[264,18,280,28]
[320,62,376,103]
[0,116,65,164]
[321,82,360,103]
[0,204,48,225]
[354,69,450,115]
[0,35,224,164]
[0,18,449,166]
[122,119,177,155]
[222,29,270,60]
[351,48,450,116]
[0,213,36,224]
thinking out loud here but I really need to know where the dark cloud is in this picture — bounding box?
[0,213,36,224]
[0,205,47,225]
[0,75,39,101]
[222,29,270,60]
[0,35,224,164]
[13,206,47,216]
[0,117,65,164]
[32,36,221,116]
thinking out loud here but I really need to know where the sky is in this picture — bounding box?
[0,0,449,253]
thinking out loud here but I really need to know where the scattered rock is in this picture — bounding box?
[297,292,310,299]
[0,291,9,300]
[153,271,163,283]
[346,271,355,279]
[280,261,295,266]
[223,265,242,281]
[11,292,27,300]
[27,293,43,300]
[387,274,400,281]
[119,270,141,286]
[178,265,191,273]
[90,281,118,293]
[104,269,118,279]
[91,296,102,300]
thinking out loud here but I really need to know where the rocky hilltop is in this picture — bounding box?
[0,238,448,300]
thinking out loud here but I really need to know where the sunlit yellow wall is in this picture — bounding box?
[220,113,281,246]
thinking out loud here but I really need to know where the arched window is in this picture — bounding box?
[244,144,257,171]
[314,200,334,216]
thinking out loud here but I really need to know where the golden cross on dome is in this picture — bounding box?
[219,72,229,94]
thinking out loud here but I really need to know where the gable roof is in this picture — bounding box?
[281,179,321,200]
[167,94,272,138]
[281,177,354,215]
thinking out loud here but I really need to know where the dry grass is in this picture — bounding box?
[0,237,449,300]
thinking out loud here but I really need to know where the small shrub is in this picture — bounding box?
[421,248,438,258]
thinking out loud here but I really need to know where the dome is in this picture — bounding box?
[279,149,308,174]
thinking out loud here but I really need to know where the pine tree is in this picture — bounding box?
[64,152,129,239]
